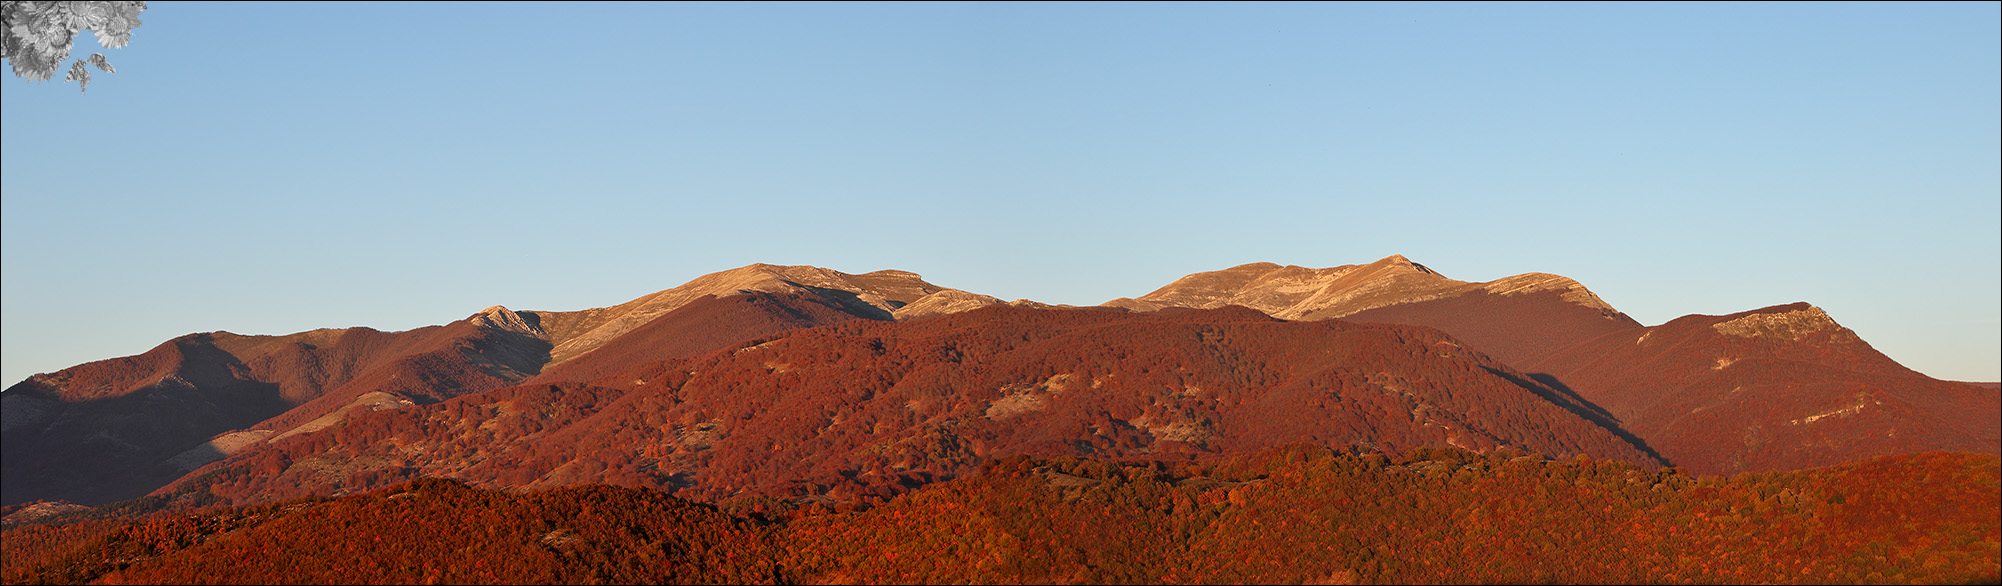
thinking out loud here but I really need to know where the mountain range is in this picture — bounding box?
[3,256,1995,510]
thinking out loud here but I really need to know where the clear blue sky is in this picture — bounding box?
[5,2,1998,385]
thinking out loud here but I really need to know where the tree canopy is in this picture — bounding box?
[1,1,146,93]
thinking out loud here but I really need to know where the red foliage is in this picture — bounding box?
[1344,288,1642,367]
[10,449,1992,585]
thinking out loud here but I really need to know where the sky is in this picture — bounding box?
[3,1,1998,386]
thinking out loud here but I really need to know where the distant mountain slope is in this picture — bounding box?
[1,309,550,506]
[231,307,552,439]
[2,334,293,506]
[154,305,1662,509]
[1529,302,2002,475]
[1340,284,1643,367]
[1106,256,1639,366]
[526,291,881,385]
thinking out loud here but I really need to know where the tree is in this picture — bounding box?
[2,1,145,93]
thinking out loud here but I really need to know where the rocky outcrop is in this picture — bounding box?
[470,305,546,338]
[1712,305,1844,340]
[893,290,1006,320]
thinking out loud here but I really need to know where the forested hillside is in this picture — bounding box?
[6,447,1994,585]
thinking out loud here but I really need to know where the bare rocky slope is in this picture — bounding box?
[531,264,1002,365]
[1104,255,1625,322]
[1104,255,1640,367]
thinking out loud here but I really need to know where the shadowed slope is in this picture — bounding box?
[2,335,291,506]
[238,309,552,440]
[1,308,551,506]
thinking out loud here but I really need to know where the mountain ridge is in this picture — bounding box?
[5,257,1995,508]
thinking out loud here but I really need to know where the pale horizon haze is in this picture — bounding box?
[3,2,1998,386]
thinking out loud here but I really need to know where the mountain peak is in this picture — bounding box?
[1480,273,1619,314]
[860,269,922,279]
[1102,256,1647,363]
[470,305,545,338]
[1375,254,1431,273]
[1104,258,1468,319]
